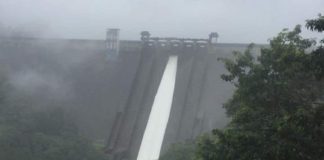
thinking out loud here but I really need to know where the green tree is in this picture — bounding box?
[196,23,324,160]
[306,14,324,79]
[0,108,108,160]
[306,14,324,33]
[159,141,196,160]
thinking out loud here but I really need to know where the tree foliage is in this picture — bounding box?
[306,14,324,32]
[306,14,324,44]
[159,141,196,160]
[197,21,324,160]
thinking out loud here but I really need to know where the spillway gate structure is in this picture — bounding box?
[106,32,218,160]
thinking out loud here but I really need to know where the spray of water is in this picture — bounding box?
[137,55,178,160]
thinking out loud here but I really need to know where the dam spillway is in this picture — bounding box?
[105,33,224,160]
[137,55,178,160]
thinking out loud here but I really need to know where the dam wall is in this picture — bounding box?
[0,36,263,160]
[105,38,263,160]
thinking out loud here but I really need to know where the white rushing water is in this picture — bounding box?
[137,55,178,160]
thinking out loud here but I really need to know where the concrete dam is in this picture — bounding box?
[0,30,262,160]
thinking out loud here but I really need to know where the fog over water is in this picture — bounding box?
[0,0,323,43]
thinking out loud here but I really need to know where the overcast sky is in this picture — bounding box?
[0,0,323,43]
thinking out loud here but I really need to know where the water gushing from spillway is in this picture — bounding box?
[137,55,178,160]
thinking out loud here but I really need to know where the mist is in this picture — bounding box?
[1,0,323,43]
[0,25,120,141]
[0,1,323,160]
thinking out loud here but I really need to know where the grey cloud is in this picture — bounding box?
[0,0,323,43]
